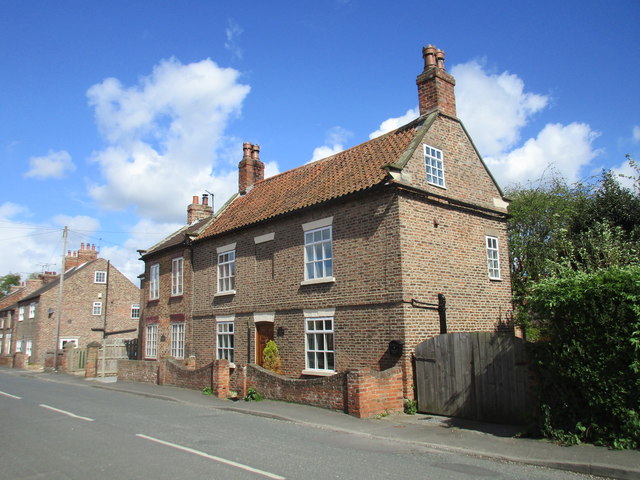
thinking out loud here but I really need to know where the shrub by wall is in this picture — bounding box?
[528,266,640,449]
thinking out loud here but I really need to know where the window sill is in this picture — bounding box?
[300,277,336,286]
[214,290,236,297]
[302,369,336,377]
[489,277,502,282]
[170,294,184,299]
[427,181,447,190]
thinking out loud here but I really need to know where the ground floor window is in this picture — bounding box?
[25,340,32,357]
[171,323,185,359]
[305,316,335,372]
[145,324,158,359]
[217,320,234,363]
[6,333,12,354]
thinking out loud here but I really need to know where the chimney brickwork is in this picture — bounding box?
[65,243,99,270]
[416,45,456,117]
[187,194,214,224]
[238,142,265,194]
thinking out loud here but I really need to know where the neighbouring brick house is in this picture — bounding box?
[137,45,512,408]
[0,272,56,360]
[11,244,140,366]
[137,195,213,362]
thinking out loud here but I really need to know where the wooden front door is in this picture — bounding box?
[255,322,274,366]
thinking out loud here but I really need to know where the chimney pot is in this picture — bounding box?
[192,195,199,205]
[81,243,85,250]
[202,194,209,206]
[417,44,456,117]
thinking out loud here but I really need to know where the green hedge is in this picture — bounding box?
[527,266,640,449]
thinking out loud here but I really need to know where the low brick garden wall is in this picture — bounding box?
[118,358,404,418]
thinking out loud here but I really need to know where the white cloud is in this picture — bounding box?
[86,57,252,223]
[24,150,75,179]
[452,60,548,158]
[612,158,639,192]
[369,108,419,139]
[485,123,600,186]
[225,19,244,60]
[633,125,640,142]
[310,126,352,162]
[0,204,69,276]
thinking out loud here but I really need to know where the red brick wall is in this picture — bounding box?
[140,245,193,361]
[118,359,159,383]
[347,367,404,418]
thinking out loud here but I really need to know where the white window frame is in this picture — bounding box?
[216,244,236,295]
[92,301,102,316]
[145,324,158,359]
[216,316,234,364]
[18,306,25,322]
[15,339,23,353]
[6,333,12,354]
[486,235,501,280]
[171,257,184,296]
[302,217,334,284]
[60,337,78,349]
[424,144,446,188]
[149,264,160,300]
[94,271,107,284]
[303,308,336,375]
[171,322,185,359]
[25,340,32,356]
[28,302,36,319]
[131,304,140,319]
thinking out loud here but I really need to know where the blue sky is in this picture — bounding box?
[1,0,638,283]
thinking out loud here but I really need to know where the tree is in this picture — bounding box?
[0,273,20,299]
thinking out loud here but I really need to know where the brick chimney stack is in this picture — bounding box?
[187,194,214,224]
[416,45,456,117]
[238,142,264,194]
[65,243,99,269]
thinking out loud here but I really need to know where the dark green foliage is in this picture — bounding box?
[244,387,264,402]
[0,273,20,298]
[527,266,640,449]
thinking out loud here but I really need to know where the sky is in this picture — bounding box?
[1,0,638,284]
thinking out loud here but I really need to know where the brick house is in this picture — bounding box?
[137,195,213,362]
[10,244,140,366]
[0,273,56,359]
[139,45,512,401]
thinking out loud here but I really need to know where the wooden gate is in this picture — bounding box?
[67,347,87,373]
[415,332,530,424]
[98,339,130,376]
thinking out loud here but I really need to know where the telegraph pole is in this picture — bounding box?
[54,226,68,371]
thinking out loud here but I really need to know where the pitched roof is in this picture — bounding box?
[198,115,431,240]
[141,215,212,258]
[18,261,96,304]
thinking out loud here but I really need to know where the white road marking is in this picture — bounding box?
[0,390,21,399]
[39,404,94,422]
[136,434,286,480]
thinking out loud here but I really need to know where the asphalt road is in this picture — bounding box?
[0,370,604,480]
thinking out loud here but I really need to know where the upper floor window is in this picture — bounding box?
[304,226,333,281]
[92,301,103,316]
[172,257,184,296]
[424,144,445,188]
[149,264,160,300]
[217,244,236,294]
[131,304,140,319]
[486,236,501,280]
[28,302,36,319]
[95,271,107,284]
[18,306,25,322]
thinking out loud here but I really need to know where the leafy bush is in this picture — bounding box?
[404,398,417,415]
[202,386,213,396]
[244,387,264,402]
[262,340,282,374]
[527,266,640,448]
